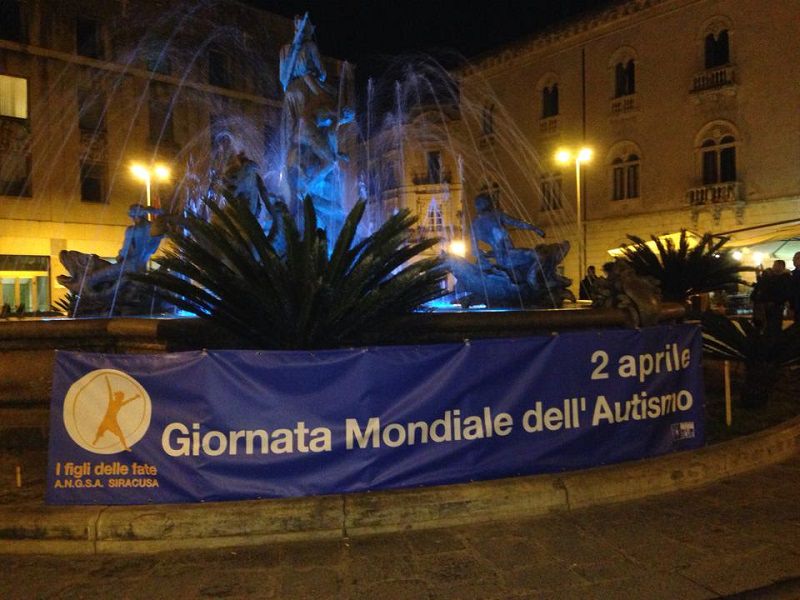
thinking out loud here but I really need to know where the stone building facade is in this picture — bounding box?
[0,0,292,311]
[459,0,800,285]
[364,104,464,257]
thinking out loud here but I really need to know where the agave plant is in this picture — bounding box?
[52,291,78,316]
[701,312,800,407]
[134,195,446,349]
[620,230,751,303]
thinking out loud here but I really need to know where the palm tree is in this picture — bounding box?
[620,230,750,303]
[135,195,447,349]
[701,312,800,407]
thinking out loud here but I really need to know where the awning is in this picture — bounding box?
[716,220,800,247]
[607,230,703,257]
[714,219,800,262]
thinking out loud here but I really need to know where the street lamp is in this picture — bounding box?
[129,162,171,208]
[555,146,593,285]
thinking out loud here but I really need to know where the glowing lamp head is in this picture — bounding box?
[577,147,593,163]
[555,149,572,165]
[449,240,467,257]
[153,164,171,181]
[129,162,149,182]
[753,251,764,266]
[732,250,743,261]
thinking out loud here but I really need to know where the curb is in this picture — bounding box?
[1,417,798,555]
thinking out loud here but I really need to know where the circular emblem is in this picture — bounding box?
[63,369,152,454]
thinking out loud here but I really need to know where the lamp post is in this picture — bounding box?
[555,147,592,286]
[130,162,170,209]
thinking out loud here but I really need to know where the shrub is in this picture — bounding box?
[137,195,447,349]
[701,311,800,407]
[620,230,750,303]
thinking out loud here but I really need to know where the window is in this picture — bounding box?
[704,29,730,69]
[701,135,736,185]
[0,74,27,119]
[77,89,106,132]
[481,104,494,135]
[424,199,444,232]
[542,84,559,118]
[480,182,501,209]
[76,17,103,59]
[80,162,105,203]
[614,60,635,98]
[540,173,562,211]
[386,162,398,190]
[0,0,23,42]
[426,151,442,183]
[148,82,174,144]
[145,49,171,75]
[611,153,640,200]
[0,101,31,197]
[0,148,30,197]
[209,49,231,88]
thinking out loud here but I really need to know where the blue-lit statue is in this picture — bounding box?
[279,13,354,235]
[448,193,574,308]
[58,204,166,315]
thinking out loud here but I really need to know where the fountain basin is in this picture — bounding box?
[0,304,684,433]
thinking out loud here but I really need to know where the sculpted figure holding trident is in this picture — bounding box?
[279,13,354,230]
[93,376,140,451]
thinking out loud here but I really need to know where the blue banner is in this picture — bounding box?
[46,324,705,504]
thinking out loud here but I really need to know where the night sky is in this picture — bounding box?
[246,0,615,77]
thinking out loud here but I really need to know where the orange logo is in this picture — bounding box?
[63,369,152,454]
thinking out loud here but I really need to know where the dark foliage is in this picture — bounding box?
[134,196,446,349]
[701,311,800,407]
[620,230,751,303]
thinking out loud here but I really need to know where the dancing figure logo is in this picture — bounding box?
[62,369,152,454]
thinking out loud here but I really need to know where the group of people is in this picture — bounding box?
[751,252,800,335]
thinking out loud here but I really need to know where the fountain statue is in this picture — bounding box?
[279,13,354,235]
[58,204,166,315]
[447,193,574,309]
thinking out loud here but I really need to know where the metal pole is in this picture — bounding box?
[576,159,583,283]
[724,360,732,426]
[145,176,151,208]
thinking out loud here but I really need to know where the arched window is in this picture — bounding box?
[609,145,641,200]
[705,29,730,69]
[614,59,635,98]
[481,104,494,135]
[540,172,562,211]
[696,122,738,186]
[541,84,559,118]
[536,73,560,127]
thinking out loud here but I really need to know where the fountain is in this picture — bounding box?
[0,8,679,438]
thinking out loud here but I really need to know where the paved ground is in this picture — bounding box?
[1,447,799,599]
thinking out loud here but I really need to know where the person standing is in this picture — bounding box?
[752,259,792,336]
[579,265,598,301]
[790,252,800,321]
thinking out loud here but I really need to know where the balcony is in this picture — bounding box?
[692,65,736,93]
[412,171,453,186]
[610,94,637,117]
[539,116,558,135]
[686,181,741,207]
[79,129,107,163]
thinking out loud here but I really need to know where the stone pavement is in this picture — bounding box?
[1,452,800,599]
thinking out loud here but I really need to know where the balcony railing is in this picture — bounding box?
[539,116,558,134]
[692,65,736,92]
[412,171,452,186]
[686,181,741,207]
[611,94,637,115]
[79,129,107,163]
